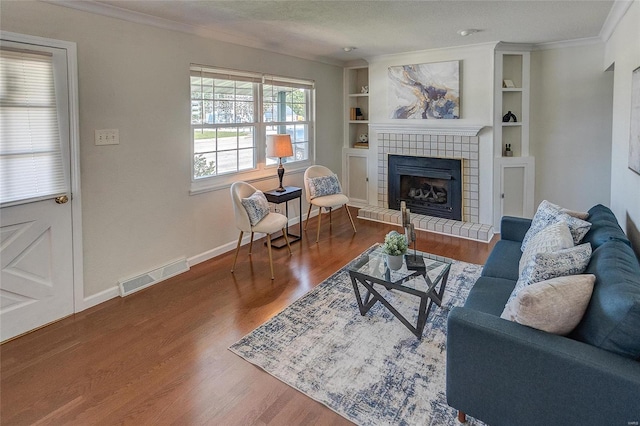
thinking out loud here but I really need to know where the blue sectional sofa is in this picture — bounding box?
[446,204,640,426]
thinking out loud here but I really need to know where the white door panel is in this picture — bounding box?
[0,37,75,342]
[1,199,74,337]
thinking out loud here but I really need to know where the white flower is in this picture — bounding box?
[382,231,408,256]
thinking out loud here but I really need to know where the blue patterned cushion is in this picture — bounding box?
[241,191,270,226]
[502,243,592,314]
[307,174,342,199]
[521,200,591,252]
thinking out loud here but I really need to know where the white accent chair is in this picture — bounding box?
[303,165,357,243]
[230,181,291,280]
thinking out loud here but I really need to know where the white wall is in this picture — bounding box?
[604,1,640,250]
[1,2,344,298]
[530,43,613,211]
[366,44,496,225]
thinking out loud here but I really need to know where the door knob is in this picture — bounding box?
[55,195,69,204]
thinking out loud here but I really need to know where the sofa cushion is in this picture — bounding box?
[571,240,640,359]
[506,243,592,308]
[481,240,521,281]
[521,200,591,252]
[519,221,574,274]
[464,276,515,316]
[501,274,595,335]
[583,204,631,249]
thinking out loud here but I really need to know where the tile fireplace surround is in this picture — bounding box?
[356,129,494,242]
[377,132,479,223]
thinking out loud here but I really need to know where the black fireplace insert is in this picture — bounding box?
[388,155,462,220]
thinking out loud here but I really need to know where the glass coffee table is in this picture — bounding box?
[346,244,452,339]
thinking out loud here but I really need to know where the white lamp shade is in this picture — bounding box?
[266,134,293,158]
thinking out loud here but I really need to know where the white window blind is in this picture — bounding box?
[0,47,66,206]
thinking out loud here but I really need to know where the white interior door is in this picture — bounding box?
[0,39,75,342]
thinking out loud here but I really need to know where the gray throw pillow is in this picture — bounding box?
[519,221,574,274]
[504,243,593,309]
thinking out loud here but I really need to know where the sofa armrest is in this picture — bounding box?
[446,307,640,426]
[500,216,532,242]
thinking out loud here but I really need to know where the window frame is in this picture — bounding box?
[189,65,315,195]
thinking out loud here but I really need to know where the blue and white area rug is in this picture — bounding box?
[229,253,485,426]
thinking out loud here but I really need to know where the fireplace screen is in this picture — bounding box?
[388,155,462,220]
[401,176,449,205]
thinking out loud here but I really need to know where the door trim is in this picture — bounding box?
[1,31,85,312]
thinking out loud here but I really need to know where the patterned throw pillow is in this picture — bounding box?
[521,200,591,252]
[518,221,574,274]
[307,174,342,199]
[503,243,593,310]
[501,274,596,335]
[241,190,270,226]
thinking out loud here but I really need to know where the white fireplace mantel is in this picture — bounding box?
[369,123,487,137]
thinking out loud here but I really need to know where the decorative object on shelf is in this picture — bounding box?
[388,60,460,120]
[266,134,293,192]
[505,143,513,157]
[629,66,640,175]
[355,107,364,120]
[381,230,408,271]
[361,85,369,94]
[503,79,516,88]
[358,134,368,143]
[502,110,518,123]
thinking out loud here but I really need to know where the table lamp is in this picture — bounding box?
[266,134,293,192]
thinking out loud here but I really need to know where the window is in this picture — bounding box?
[263,78,310,165]
[0,47,67,206]
[190,66,314,190]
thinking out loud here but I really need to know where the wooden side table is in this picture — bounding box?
[263,186,302,248]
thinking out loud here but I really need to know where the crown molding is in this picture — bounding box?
[533,36,603,51]
[369,123,486,137]
[599,0,635,43]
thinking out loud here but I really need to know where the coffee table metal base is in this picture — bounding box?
[349,269,450,339]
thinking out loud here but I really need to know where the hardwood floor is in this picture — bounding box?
[0,208,497,425]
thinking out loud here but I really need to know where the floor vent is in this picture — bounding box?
[118,258,190,297]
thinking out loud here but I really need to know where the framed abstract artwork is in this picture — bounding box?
[388,60,460,119]
[629,66,640,175]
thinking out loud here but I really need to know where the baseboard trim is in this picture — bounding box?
[79,211,316,312]
[188,212,312,267]
[79,286,119,311]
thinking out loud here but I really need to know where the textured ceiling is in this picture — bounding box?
[74,1,615,64]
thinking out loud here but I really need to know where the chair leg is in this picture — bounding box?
[282,228,292,255]
[345,204,357,233]
[231,231,243,273]
[304,204,312,231]
[266,233,275,280]
[457,411,466,423]
[248,232,254,255]
[316,207,322,243]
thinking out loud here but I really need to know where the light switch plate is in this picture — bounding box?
[95,129,119,145]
